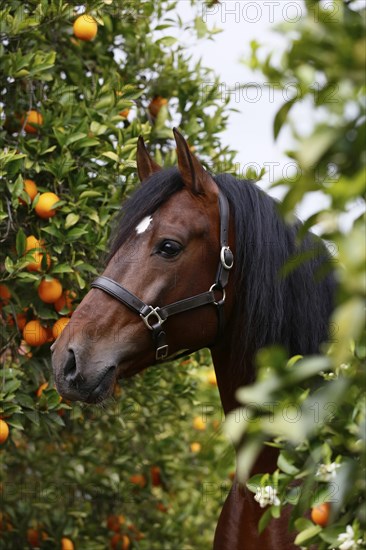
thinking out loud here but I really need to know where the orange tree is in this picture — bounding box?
[0,2,236,548]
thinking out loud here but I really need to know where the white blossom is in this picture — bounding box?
[316,462,340,481]
[340,363,350,370]
[337,525,363,550]
[254,485,280,508]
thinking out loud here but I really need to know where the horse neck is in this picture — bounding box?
[210,322,253,415]
[211,336,294,550]
[210,332,279,473]
[210,344,243,415]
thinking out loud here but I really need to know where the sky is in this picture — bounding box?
[172,0,364,226]
[176,0,296,171]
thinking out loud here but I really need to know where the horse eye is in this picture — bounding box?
[158,240,182,258]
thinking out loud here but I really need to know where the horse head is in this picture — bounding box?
[52,129,235,403]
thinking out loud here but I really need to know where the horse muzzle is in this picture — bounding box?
[52,345,117,403]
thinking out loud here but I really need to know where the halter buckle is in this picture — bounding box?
[220,246,234,270]
[156,345,169,360]
[140,307,166,330]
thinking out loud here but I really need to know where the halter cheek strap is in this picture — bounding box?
[91,191,234,362]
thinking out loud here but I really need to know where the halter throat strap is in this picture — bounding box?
[91,190,234,362]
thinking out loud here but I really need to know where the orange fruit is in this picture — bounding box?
[23,320,48,347]
[0,284,11,305]
[0,419,9,444]
[129,474,146,488]
[26,528,48,547]
[127,524,145,541]
[119,109,130,118]
[148,96,168,117]
[150,466,162,487]
[192,416,206,431]
[107,515,125,533]
[311,502,331,527]
[73,14,98,41]
[61,537,75,550]
[35,192,60,219]
[54,290,76,315]
[27,251,51,272]
[52,317,70,339]
[36,382,49,398]
[25,235,51,272]
[110,533,130,550]
[38,277,63,303]
[114,384,122,398]
[21,110,43,134]
[190,442,201,453]
[27,528,40,547]
[156,502,168,513]
[207,370,217,386]
[16,311,28,330]
[19,179,38,204]
[25,235,43,252]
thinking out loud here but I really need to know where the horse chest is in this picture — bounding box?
[213,483,297,550]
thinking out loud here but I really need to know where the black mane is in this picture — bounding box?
[108,168,335,382]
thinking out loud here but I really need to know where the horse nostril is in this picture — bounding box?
[64,349,79,384]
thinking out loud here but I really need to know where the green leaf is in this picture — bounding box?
[67,227,89,240]
[65,213,80,229]
[16,227,26,255]
[194,17,208,39]
[44,390,62,410]
[278,452,300,475]
[79,191,103,199]
[73,138,100,149]
[102,151,119,162]
[5,417,24,430]
[65,132,87,146]
[16,393,35,409]
[51,264,74,274]
[294,525,322,545]
[5,257,14,274]
[41,226,64,239]
[90,121,108,135]
[271,505,281,519]
[297,127,339,169]
[44,412,65,427]
[273,98,296,140]
[295,518,316,532]
[74,271,86,289]
[156,36,177,47]
[330,298,365,363]
[3,379,21,395]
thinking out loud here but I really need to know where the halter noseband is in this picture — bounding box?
[91,191,234,362]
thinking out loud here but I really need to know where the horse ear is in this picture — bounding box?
[136,136,162,182]
[173,128,217,197]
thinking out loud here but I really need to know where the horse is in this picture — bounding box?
[52,129,335,549]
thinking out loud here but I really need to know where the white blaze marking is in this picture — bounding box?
[136,215,153,234]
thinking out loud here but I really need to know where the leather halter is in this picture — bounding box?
[91,191,234,362]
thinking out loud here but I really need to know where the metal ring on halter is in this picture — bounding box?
[140,307,166,330]
[220,246,234,270]
[209,283,226,306]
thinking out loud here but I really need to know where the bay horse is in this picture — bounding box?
[52,129,335,549]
